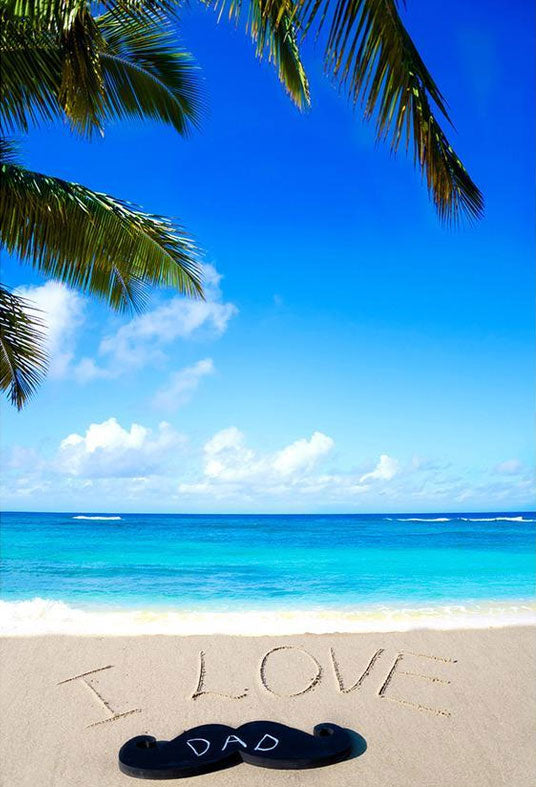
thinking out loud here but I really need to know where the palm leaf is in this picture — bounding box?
[207,0,310,109]
[1,0,199,136]
[0,285,48,409]
[409,87,483,222]
[297,0,483,221]
[0,14,64,132]
[98,11,203,133]
[2,0,174,26]
[58,5,107,135]
[0,151,203,312]
[1,1,107,134]
[250,0,310,109]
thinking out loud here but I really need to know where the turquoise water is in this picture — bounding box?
[1,511,534,611]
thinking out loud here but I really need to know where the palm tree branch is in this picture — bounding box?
[0,15,64,132]
[2,0,175,27]
[57,5,107,135]
[0,284,48,410]
[205,0,310,109]
[1,1,196,136]
[0,157,203,312]
[98,12,203,133]
[295,0,483,221]
[253,0,310,109]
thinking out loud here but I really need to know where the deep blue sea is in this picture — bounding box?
[1,511,534,633]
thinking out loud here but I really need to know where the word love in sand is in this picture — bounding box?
[58,645,457,730]
[193,645,457,718]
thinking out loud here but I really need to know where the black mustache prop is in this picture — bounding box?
[119,721,355,779]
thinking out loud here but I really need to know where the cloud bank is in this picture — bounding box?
[3,417,532,512]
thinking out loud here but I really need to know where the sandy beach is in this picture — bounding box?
[1,626,535,786]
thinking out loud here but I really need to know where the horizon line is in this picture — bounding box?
[2,509,535,517]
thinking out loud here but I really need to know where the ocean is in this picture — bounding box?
[1,511,535,634]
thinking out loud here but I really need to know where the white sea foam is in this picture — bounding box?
[395,516,535,523]
[396,517,452,522]
[460,516,535,523]
[1,598,535,637]
[72,516,123,521]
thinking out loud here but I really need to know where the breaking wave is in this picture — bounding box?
[1,597,535,636]
[394,516,535,523]
[460,516,535,523]
[72,516,123,521]
[396,517,452,522]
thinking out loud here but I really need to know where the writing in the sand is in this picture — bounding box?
[57,666,141,729]
[58,644,457,729]
[192,645,457,718]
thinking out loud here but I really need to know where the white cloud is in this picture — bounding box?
[58,418,186,478]
[359,454,400,483]
[15,282,84,378]
[73,357,112,384]
[182,427,335,490]
[494,459,523,476]
[92,265,237,375]
[17,266,236,386]
[176,433,417,505]
[176,432,401,502]
[203,427,258,481]
[152,358,215,411]
[272,432,334,476]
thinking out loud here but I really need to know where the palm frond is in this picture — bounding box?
[410,86,483,222]
[0,14,64,132]
[58,5,107,135]
[207,0,310,109]
[98,11,203,133]
[0,138,21,164]
[0,2,106,135]
[1,0,194,136]
[2,0,87,27]
[251,0,310,109]
[297,0,483,222]
[0,284,48,409]
[2,0,175,26]
[0,157,203,312]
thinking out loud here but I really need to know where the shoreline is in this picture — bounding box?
[2,596,535,636]
[1,627,535,785]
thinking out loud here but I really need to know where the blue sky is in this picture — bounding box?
[1,0,534,513]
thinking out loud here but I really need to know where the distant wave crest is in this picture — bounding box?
[396,517,452,522]
[460,516,535,523]
[72,515,123,521]
[1,598,535,636]
[394,516,535,523]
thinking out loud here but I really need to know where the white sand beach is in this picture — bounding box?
[1,626,535,786]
